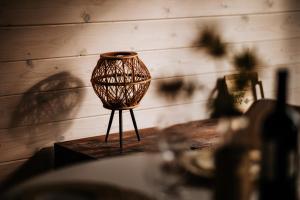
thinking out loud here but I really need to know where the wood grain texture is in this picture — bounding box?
[1,38,300,97]
[1,12,300,61]
[1,0,299,26]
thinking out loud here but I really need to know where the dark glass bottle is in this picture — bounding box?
[259,69,298,200]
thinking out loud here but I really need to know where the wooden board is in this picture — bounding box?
[1,0,299,26]
[1,38,300,97]
[54,118,219,168]
[1,12,300,61]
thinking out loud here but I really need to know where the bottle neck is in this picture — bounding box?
[275,70,288,110]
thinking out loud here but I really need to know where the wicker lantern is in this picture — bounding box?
[91,51,151,149]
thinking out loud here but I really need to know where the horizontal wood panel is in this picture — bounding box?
[1,38,300,97]
[1,12,300,61]
[290,88,300,105]
[1,0,300,26]
[3,64,300,130]
[264,88,300,105]
[0,101,208,162]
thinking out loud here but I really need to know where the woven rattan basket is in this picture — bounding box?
[91,51,151,110]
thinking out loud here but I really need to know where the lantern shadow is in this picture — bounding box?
[9,72,85,144]
[2,72,85,193]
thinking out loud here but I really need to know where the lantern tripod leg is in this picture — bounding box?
[105,110,115,142]
[130,109,140,141]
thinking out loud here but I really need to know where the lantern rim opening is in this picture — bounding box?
[100,51,138,59]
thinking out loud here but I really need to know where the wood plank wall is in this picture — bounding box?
[1,0,300,181]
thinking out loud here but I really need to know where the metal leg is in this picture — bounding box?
[130,109,140,141]
[105,110,115,142]
[119,110,123,149]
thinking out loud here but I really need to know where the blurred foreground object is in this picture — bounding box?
[259,69,299,200]
[3,182,154,200]
[208,77,254,200]
[91,51,151,149]
[214,143,251,200]
[213,115,253,200]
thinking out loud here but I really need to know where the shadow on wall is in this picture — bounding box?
[155,25,260,115]
[2,72,85,193]
[156,77,203,101]
[10,72,84,127]
[9,71,85,145]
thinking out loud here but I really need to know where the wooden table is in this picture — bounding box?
[54,119,220,168]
